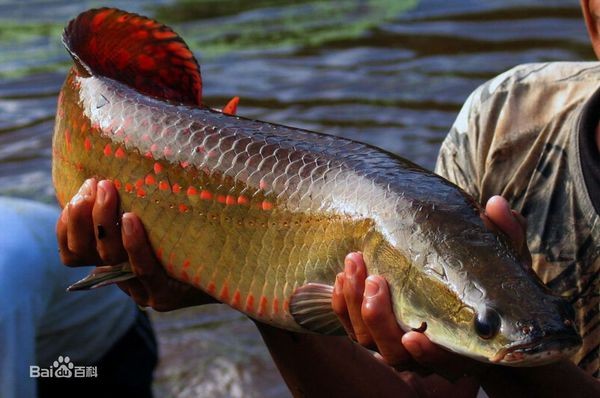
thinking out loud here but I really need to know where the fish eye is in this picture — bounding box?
[474,308,501,339]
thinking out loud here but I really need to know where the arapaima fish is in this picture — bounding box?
[53,8,581,365]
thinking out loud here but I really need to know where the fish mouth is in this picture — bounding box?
[491,334,582,366]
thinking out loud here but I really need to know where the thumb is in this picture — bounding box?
[485,196,524,245]
[484,196,531,266]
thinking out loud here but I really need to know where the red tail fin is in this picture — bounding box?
[63,8,202,106]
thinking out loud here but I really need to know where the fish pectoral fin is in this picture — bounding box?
[67,262,135,291]
[290,283,346,336]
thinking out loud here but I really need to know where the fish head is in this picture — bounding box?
[460,261,582,366]
[372,208,582,367]
[452,213,583,366]
[422,242,581,366]
[383,239,582,366]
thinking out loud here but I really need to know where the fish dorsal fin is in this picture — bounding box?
[222,96,240,115]
[62,8,202,106]
[290,283,346,335]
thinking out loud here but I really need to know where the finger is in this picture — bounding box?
[332,272,354,338]
[343,252,374,347]
[121,212,160,278]
[64,179,102,264]
[485,196,531,266]
[121,213,218,311]
[121,213,168,301]
[511,210,532,267]
[93,180,127,264]
[401,331,484,381]
[511,209,527,232]
[485,196,525,250]
[361,276,412,368]
[57,206,83,266]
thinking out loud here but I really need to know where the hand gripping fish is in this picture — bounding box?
[53,8,581,366]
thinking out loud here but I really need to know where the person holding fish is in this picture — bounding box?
[54,2,599,397]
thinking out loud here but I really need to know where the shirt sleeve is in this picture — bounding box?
[434,64,546,204]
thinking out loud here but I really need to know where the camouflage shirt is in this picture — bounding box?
[435,62,600,377]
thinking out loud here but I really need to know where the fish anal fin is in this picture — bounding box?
[290,283,346,336]
[63,8,202,106]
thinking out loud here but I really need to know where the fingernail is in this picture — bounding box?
[61,206,69,223]
[70,179,92,205]
[70,191,83,205]
[122,216,134,236]
[82,179,93,198]
[97,183,106,205]
[344,257,356,275]
[334,274,343,295]
[364,277,380,298]
[495,196,511,216]
[404,336,423,358]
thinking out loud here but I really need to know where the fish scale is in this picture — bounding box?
[53,8,582,365]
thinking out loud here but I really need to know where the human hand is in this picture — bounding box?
[56,178,216,311]
[331,195,530,380]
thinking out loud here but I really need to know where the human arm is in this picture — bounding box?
[255,320,481,398]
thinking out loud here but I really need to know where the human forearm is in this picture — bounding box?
[255,322,480,398]
[255,321,420,398]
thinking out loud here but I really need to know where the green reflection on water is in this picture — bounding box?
[0,0,416,78]
[155,0,417,58]
[0,21,67,78]
[0,22,62,43]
